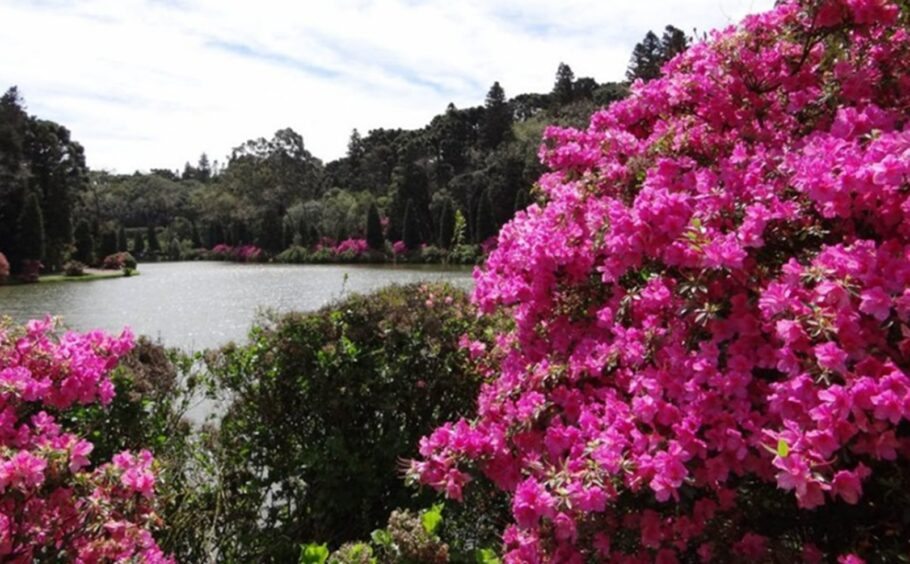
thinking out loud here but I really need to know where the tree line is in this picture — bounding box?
[0,26,688,274]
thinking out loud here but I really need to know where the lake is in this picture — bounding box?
[0,261,475,351]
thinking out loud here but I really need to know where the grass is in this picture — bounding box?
[2,268,139,285]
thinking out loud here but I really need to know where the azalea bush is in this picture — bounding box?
[0,251,8,280]
[411,1,910,562]
[207,244,264,263]
[0,318,170,561]
[101,251,137,271]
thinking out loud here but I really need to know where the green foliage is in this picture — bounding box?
[551,62,575,106]
[366,202,384,250]
[402,200,420,250]
[199,283,497,560]
[146,224,160,253]
[300,543,330,564]
[73,220,95,265]
[627,25,690,82]
[481,82,512,149]
[473,188,496,243]
[17,190,44,263]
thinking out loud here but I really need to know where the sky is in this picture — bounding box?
[0,0,774,173]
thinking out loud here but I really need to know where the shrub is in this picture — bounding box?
[199,283,502,561]
[101,251,137,271]
[0,318,170,561]
[63,259,86,276]
[17,258,42,282]
[0,251,8,280]
[419,245,447,263]
[60,337,207,562]
[412,2,910,562]
[276,245,311,264]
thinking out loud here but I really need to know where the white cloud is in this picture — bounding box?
[0,0,775,172]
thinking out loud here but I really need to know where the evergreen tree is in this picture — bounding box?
[437,199,455,249]
[99,229,118,259]
[73,220,94,264]
[259,208,284,252]
[659,25,689,62]
[402,200,420,250]
[208,221,225,247]
[474,188,497,243]
[17,190,45,263]
[0,87,30,272]
[132,229,145,256]
[196,153,212,183]
[626,30,663,81]
[25,118,86,272]
[146,224,160,253]
[366,203,384,251]
[117,225,128,252]
[481,81,513,149]
[191,221,202,248]
[552,62,575,105]
[167,237,182,261]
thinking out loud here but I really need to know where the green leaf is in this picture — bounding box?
[475,548,502,564]
[776,438,790,458]
[370,529,393,548]
[299,543,329,564]
[421,503,444,535]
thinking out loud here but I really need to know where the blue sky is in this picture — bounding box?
[0,0,774,172]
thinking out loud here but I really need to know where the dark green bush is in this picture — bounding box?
[200,283,501,561]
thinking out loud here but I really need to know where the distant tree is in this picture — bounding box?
[132,229,145,256]
[167,236,182,261]
[552,62,575,105]
[73,220,94,264]
[207,221,225,247]
[25,117,86,272]
[481,81,513,149]
[146,224,160,253]
[627,30,663,81]
[402,200,420,250]
[117,225,128,253]
[627,26,689,82]
[196,153,212,183]
[474,188,497,243]
[258,208,284,253]
[17,191,45,263]
[437,199,455,249]
[387,143,433,242]
[366,203,384,251]
[150,168,179,181]
[0,87,30,272]
[99,229,118,259]
[181,162,196,181]
[191,221,202,248]
[659,25,689,63]
[572,77,599,101]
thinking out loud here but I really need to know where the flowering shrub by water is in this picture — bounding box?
[208,244,263,263]
[0,252,8,281]
[412,1,910,561]
[0,318,170,562]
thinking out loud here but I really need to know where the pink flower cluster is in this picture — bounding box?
[0,317,171,562]
[412,1,910,561]
[210,244,263,263]
[333,238,369,257]
[392,240,408,255]
[0,252,8,280]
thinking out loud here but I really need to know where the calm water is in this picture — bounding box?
[0,262,474,351]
